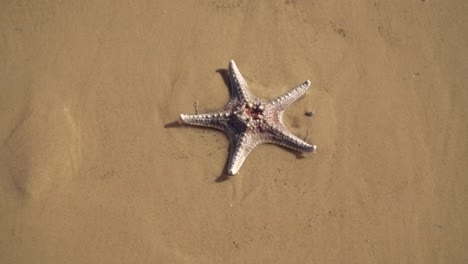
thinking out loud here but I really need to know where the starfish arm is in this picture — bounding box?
[228,60,255,103]
[270,80,311,112]
[227,132,258,175]
[180,112,228,131]
[265,124,316,153]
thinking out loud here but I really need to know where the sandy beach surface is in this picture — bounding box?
[1,1,467,263]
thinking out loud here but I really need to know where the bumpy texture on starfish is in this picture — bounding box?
[180,60,317,175]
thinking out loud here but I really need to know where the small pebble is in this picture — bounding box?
[305,111,314,117]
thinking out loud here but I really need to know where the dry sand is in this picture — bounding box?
[1,0,467,263]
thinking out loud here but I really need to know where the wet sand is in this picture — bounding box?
[1,1,467,263]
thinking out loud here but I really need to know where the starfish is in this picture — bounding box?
[180,60,317,175]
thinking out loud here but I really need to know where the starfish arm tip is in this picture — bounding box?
[227,158,242,175]
[229,60,241,75]
[179,113,202,126]
[229,59,237,66]
[179,114,188,123]
[302,143,317,153]
[311,144,317,152]
[227,168,239,176]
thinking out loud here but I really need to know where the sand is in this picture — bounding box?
[1,0,467,263]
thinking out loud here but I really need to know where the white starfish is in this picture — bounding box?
[180,60,317,175]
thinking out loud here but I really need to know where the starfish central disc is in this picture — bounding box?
[243,102,264,119]
[234,102,265,130]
